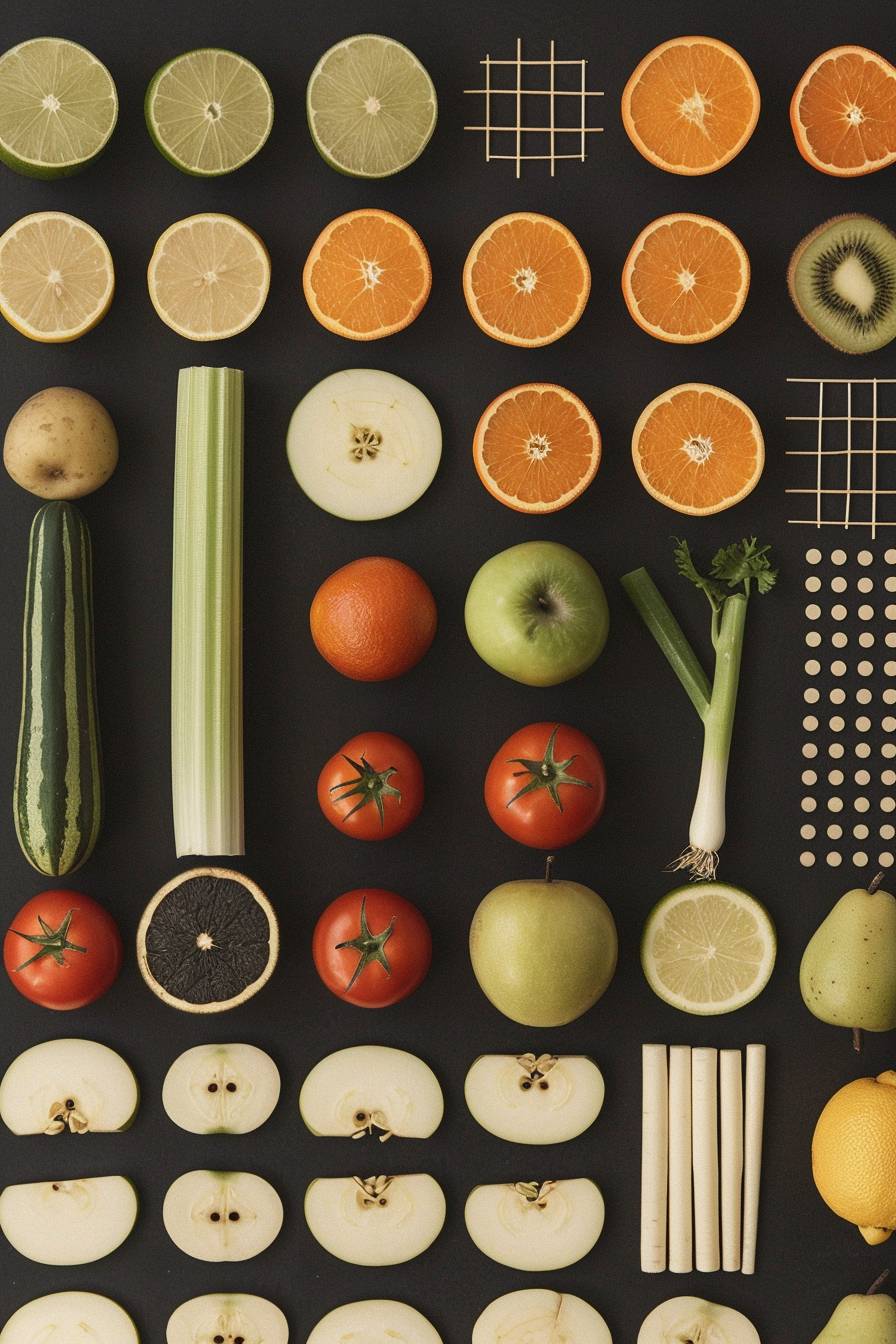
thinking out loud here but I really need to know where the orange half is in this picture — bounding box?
[473,383,601,514]
[622,36,760,175]
[463,212,590,347]
[622,213,749,343]
[303,208,431,340]
[632,383,764,515]
[791,46,896,177]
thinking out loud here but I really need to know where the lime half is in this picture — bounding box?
[307,33,436,178]
[146,48,273,176]
[641,881,776,1015]
[0,37,118,178]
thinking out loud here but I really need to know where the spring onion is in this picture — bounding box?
[171,367,244,856]
[622,538,776,879]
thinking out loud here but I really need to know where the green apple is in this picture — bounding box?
[464,541,609,686]
[469,865,617,1026]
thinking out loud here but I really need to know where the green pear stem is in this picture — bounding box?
[867,1268,891,1295]
[853,1026,864,1054]
[869,871,886,895]
[545,855,555,884]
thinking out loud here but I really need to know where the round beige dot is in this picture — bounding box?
[884,743,896,759]
[803,715,818,731]
[829,742,845,758]
[832,603,848,620]
[854,852,869,866]
[805,659,821,675]
[887,633,896,648]
[859,604,875,620]
[805,603,822,619]
[884,769,896,786]
[886,548,896,564]
[832,549,847,565]
[858,577,875,594]
[882,824,896,840]
[832,576,848,593]
[854,823,870,839]
[830,688,847,705]
[880,852,895,867]
[856,716,872,732]
[855,770,871,786]
[884,718,896,733]
[885,689,896,705]
[887,576,896,592]
[829,716,845,732]
[832,660,848,677]
[888,605,896,620]
[806,575,822,593]
[858,550,874,566]
[855,796,871,812]
[828,824,843,839]
[828,769,845,785]
[802,769,818,785]
[857,688,873,705]
[827,850,843,866]
[800,851,815,867]
[804,687,820,704]
[802,796,817,812]
[887,661,896,676]
[828,796,844,812]
[860,632,876,648]
[832,632,849,649]
[883,797,896,813]
[806,631,822,647]
[803,742,819,758]
[806,548,823,564]
[858,660,875,676]
[801,823,816,840]
[856,742,872,759]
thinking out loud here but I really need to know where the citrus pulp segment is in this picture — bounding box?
[0,212,114,342]
[147,213,270,340]
[791,46,896,177]
[307,34,436,178]
[145,48,273,176]
[622,213,749,343]
[473,383,601,513]
[303,209,431,339]
[0,37,117,178]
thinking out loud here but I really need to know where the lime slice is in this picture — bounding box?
[641,881,776,1015]
[307,33,436,178]
[0,38,117,178]
[145,48,273,176]
[147,213,270,341]
[0,212,114,342]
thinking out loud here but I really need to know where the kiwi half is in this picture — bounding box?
[788,214,896,353]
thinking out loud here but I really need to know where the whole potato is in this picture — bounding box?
[4,387,118,499]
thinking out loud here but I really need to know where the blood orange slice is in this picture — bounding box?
[473,384,600,513]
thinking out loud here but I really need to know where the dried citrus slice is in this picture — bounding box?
[473,384,601,514]
[145,48,274,176]
[791,46,896,177]
[622,213,749,343]
[632,383,764,515]
[0,212,114,342]
[147,213,270,341]
[622,37,760,175]
[0,37,118,178]
[303,209,431,340]
[463,213,590,347]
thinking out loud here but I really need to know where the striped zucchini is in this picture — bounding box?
[14,502,102,875]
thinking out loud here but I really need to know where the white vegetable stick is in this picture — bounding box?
[692,1046,720,1272]
[742,1043,766,1275]
[668,1045,693,1273]
[641,1044,668,1273]
[720,1049,743,1271]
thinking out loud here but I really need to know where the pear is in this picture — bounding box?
[812,1272,896,1343]
[800,872,896,1048]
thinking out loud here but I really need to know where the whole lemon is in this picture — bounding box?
[812,1070,896,1244]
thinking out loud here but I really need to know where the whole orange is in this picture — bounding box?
[310,556,437,681]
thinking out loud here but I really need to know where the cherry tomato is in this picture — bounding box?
[312,887,431,1008]
[317,732,424,841]
[484,722,606,849]
[4,889,122,1010]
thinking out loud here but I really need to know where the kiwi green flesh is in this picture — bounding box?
[789,215,896,353]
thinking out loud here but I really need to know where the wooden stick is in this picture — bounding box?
[692,1047,720,1272]
[641,1044,668,1272]
[742,1044,766,1275]
[720,1050,744,1271]
[668,1045,693,1273]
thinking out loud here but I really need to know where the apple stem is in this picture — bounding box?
[867,1269,891,1295]
[853,1026,864,1054]
[868,871,885,895]
[545,855,555,883]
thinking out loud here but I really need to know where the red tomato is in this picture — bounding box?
[484,722,606,849]
[312,887,431,1007]
[317,732,424,841]
[4,889,122,1010]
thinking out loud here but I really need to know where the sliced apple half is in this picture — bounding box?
[638,1297,759,1344]
[1,1291,139,1344]
[465,1052,604,1145]
[163,1043,280,1135]
[299,1045,443,1141]
[0,1038,139,1136]
[307,1299,443,1344]
[304,1174,445,1265]
[473,1289,611,1344]
[465,1178,604,1271]
[163,1170,283,1261]
[0,1175,137,1264]
[167,1293,288,1344]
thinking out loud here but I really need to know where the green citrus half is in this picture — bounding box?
[145,48,273,176]
[0,37,118,178]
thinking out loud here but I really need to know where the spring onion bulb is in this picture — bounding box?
[720,1049,744,1271]
[171,367,244,857]
[668,1045,693,1273]
[741,1043,766,1275]
[692,1046,720,1272]
[641,1043,668,1273]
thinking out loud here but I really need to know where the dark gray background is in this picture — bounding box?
[1,0,895,1339]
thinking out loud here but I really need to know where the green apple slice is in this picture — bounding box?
[163,1170,282,1261]
[465,1053,604,1145]
[307,1300,443,1344]
[473,1290,611,1344]
[1,1291,139,1344]
[300,1045,443,1140]
[163,1043,280,1134]
[465,1178,604,1271]
[0,1175,137,1264]
[304,1174,445,1265]
[0,1038,138,1135]
[167,1294,287,1344]
[287,369,441,521]
[638,1297,759,1344]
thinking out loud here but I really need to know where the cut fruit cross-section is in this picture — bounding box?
[622,213,750,343]
[1,1293,138,1344]
[464,1054,604,1145]
[788,215,896,354]
[163,1169,283,1261]
[473,1290,612,1344]
[0,1038,138,1135]
[299,1045,443,1140]
[465,1178,605,1271]
[147,213,270,340]
[167,1295,288,1344]
[304,1173,446,1265]
[632,382,764,515]
[0,212,114,342]
[145,48,273,176]
[473,383,601,513]
[162,1043,280,1134]
[0,1175,137,1265]
[307,1301,443,1344]
[304,209,431,339]
[0,38,118,178]
[791,46,896,177]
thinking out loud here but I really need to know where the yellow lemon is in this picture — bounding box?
[812,1070,896,1244]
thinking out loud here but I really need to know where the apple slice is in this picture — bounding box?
[167,1293,288,1344]
[473,1290,611,1344]
[300,1045,443,1141]
[304,1174,445,1265]
[465,1178,604,1271]
[307,1299,443,1344]
[638,1297,759,1344]
[1,1292,139,1344]
[0,1038,139,1135]
[0,1175,137,1264]
[465,1053,604,1144]
[287,369,441,521]
[163,1043,280,1134]
[163,1170,283,1261]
